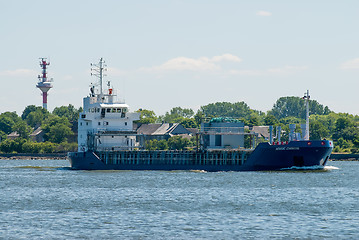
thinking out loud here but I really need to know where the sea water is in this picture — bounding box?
[0,160,358,239]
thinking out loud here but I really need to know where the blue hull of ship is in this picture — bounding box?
[67,140,333,171]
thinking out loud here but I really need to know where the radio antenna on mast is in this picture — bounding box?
[90,58,107,102]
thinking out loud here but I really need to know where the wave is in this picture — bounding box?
[189,170,208,173]
[280,165,339,172]
[281,165,325,171]
[324,165,339,170]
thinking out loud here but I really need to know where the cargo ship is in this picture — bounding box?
[67,59,333,171]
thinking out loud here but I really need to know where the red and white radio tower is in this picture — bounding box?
[36,58,53,110]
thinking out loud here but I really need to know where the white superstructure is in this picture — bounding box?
[77,58,140,152]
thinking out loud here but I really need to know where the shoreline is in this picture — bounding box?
[0,152,358,161]
[0,153,67,160]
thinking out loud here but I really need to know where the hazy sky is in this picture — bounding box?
[1,0,358,116]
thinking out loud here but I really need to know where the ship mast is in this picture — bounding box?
[90,58,107,102]
[303,90,310,140]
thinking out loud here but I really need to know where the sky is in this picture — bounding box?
[1,0,359,116]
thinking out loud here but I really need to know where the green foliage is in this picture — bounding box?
[309,120,330,140]
[200,102,253,120]
[52,104,81,123]
[144,136,194,150]
[13,120,32,139]
[0,138,76,153]
[40,142,57,153]
[162,107,194,123]
[1,111,21,124]
[0,105,79,153]
[145,139,168,150]
[136,109,157,124]
[56,141,78,152]
[194,111,205,127]
[22,105,49,127]
[310,113,339,137]
[0,139,15,153]
[168,136,191,150]
[0,96,358,154]
[269,96,330,120]
[335,117,354,132]
[248,113,263,127]
[0,115,16,134]
[169,107,194,118]
[180,118,198,128]
[264,115,278,126]
[48,123,74,143]
[42,115,73,143]
[334,138,354,153]
[279,116,302,125]
[0,111,22,135]
[22,140,42,153]
[0,130,6,141]
[0,138,26,153]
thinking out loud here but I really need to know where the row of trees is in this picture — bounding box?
[0,105,81,153]
[0,96,358,153]
[137,97,359,153]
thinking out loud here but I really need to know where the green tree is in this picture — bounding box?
[13,120,32,139]
[264,114,278,126]
[194,111,205,127]
[200,102,253,120]
[180,118,198,128]
[48,123,74,143]
[0,111,22,135]
[248,113,263,127]
[22,140,41,153]
[0,130,6,141]
[168,136,191,150]
[0,115,15,134]
[136,109,157,124]
[269,96,330,120]
[42,115,73,143]
[56,141,78,152]
[52,104,81,123]
[310,113,340,137]
[170,107,194,118]
[335,117,354,132]
[26,111,45,128]
[22,105,49,120]
[162,107,194,123]
[0,139,14,153]
[335,138,354,152]
[279,116,302,125]
[145,139,168,150]
[310,120,330,140]
[39,142,57,153]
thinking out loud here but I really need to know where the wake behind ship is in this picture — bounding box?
[67,58,333,171]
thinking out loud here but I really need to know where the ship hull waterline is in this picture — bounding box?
[67,140,333,171]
